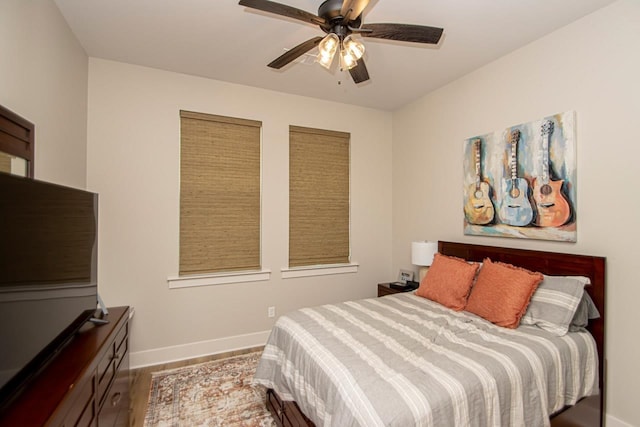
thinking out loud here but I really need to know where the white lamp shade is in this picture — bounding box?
[412,241,438,266]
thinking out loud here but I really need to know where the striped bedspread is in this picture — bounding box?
[253,293,598,427]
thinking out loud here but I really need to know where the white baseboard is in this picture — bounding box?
[606,413,635,427]
[130,330,271,369]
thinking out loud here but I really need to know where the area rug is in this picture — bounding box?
[144,351,276,427]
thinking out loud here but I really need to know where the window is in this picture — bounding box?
[0,153,11,174]
[179,111,261,275]
[289,125,350,267]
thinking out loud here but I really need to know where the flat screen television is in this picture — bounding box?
[0,172,99,409]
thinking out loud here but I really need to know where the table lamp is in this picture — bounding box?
[412,241,438,281]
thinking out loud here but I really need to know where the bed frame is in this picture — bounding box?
[265,241,606,427]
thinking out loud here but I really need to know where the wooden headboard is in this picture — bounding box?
[439,241,606,420]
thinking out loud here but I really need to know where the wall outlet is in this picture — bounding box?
[268,306,275,318]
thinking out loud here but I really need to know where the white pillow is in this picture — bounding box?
[520,275,590,336]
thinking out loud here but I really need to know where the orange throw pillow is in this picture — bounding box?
[416,253,480,311]
[465,258,543,328]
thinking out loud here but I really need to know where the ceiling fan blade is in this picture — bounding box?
[349,59,370,84]
[360,23,444,44]
[340,0,370,23]
[239,0,328,28]
[267,36,323,69]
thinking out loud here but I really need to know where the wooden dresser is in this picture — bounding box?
[0,306,130,427]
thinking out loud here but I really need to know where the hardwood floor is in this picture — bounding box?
[128,346,264,427]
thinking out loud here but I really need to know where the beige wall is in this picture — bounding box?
[6,1,636,424]
[391,1,639,426]
[0,0,88,188]
[86,58,393,366]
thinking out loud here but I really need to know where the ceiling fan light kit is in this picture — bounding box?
[238,0,444,84]
[317,33,339,69]
[341,35,365,69]
[316,33,364,70]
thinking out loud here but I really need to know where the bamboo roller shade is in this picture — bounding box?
[179,111,261,275]
[0,152,10,174]
[289,126,350,267]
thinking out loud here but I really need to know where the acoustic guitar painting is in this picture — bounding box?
[532,121,571,227]
[498,129,534,226]
[464,139,495,225]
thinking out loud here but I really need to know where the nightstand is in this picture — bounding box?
[378,282,416,297]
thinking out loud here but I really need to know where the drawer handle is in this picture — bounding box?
[111,392,121,407]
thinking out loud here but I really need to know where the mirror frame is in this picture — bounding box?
[0,104,35,178]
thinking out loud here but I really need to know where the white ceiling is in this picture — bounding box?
[53,0,616,111]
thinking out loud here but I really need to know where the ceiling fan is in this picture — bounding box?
[238,0,444,84]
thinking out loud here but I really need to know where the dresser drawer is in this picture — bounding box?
[59,376,95,427]
[97,355,116,406]
[114,329,128,372]
[98,350,130,427]
[114,322,128,355]
[75,392,97,427]
[97,322,128,407]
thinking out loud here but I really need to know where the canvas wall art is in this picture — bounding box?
[463,111,576,242]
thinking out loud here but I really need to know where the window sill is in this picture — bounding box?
[281,263,359,279]
[168,269,271,289]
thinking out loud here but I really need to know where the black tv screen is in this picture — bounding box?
[0,172,98,407]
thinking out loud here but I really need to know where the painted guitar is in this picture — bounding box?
[464,139,495,225]
[498,129,533,226]
[532,120,571,227]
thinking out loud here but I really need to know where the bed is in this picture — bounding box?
[254,241,606,427]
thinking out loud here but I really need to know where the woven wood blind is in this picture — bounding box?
[0,152,10,173]
[289,125,350,267]
[179,111,261,275]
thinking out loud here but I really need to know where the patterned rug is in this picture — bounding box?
[144,351,276,427]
